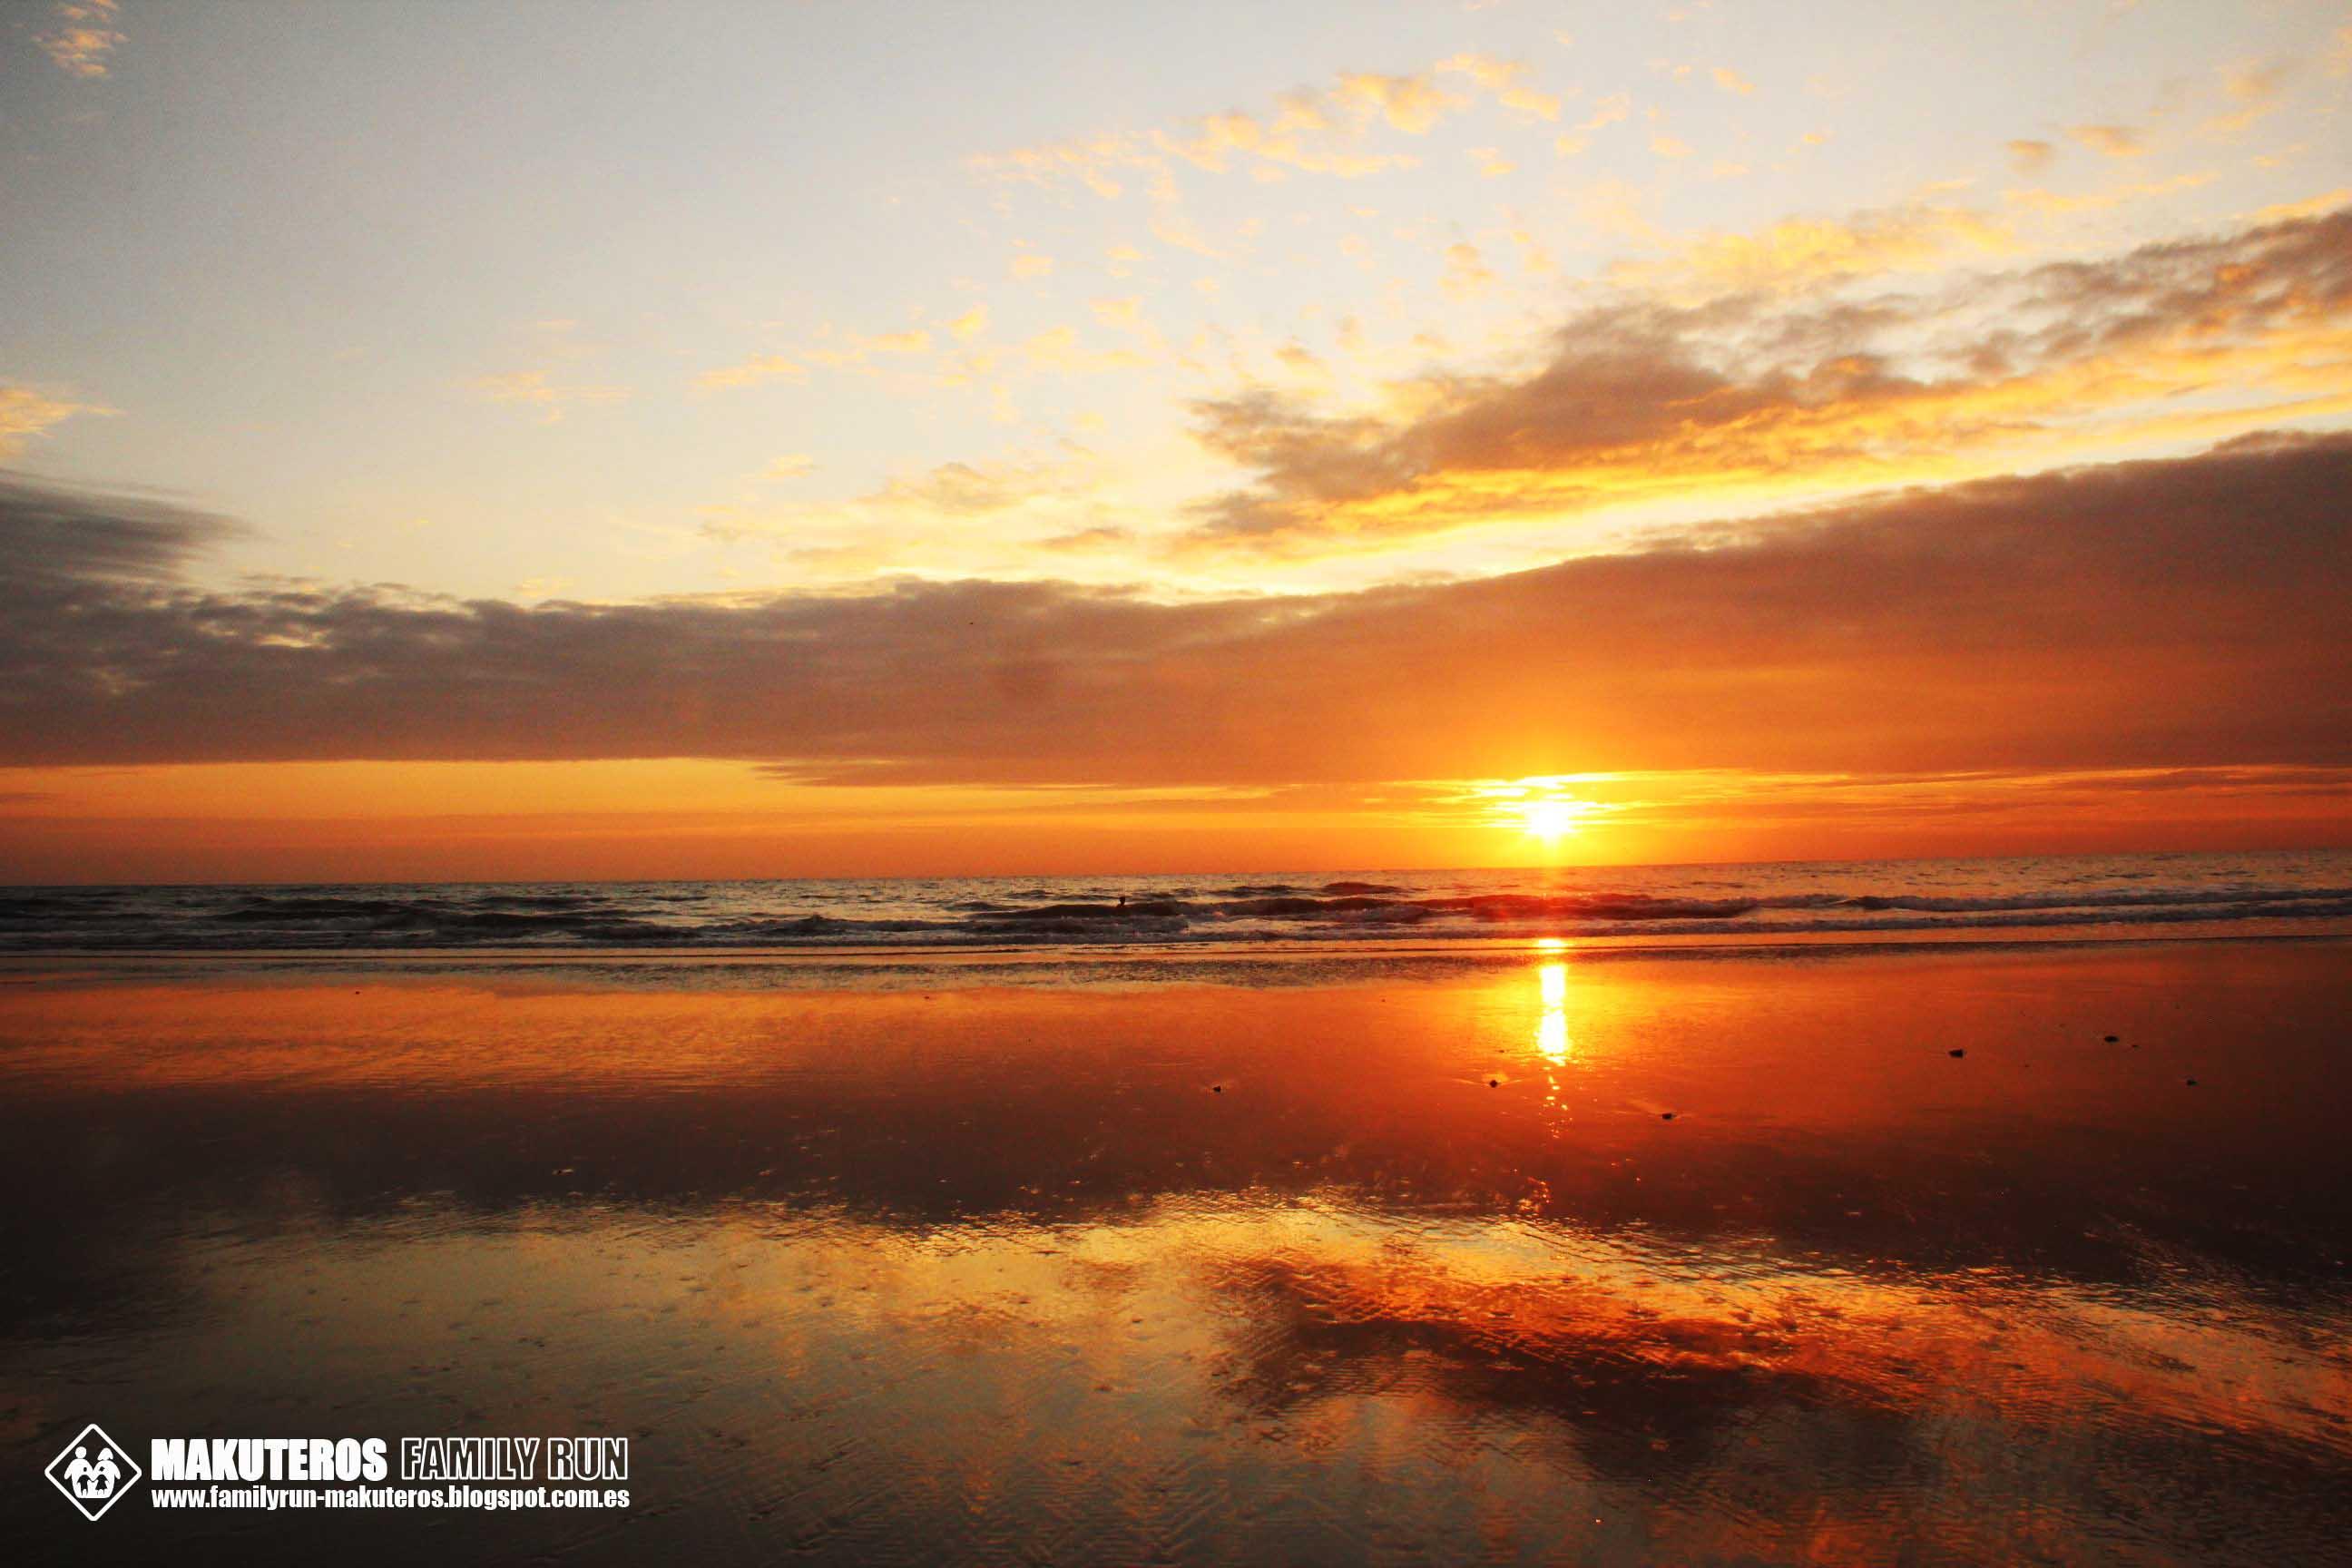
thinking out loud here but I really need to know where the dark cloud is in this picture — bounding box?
[0,475,237,588]
[1,431,2347,784]
[1181,207,2352,551]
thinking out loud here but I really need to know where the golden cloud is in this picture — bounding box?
[35,0,122,78]
[1179,205,2352,554]
[0,383,109,456]
[967,54,1563,198]
[695,353,806,392]
[1622,201,2014,299]
[2068,122,2148,158]
[2005,139,2055,174]
[466,371,628,422]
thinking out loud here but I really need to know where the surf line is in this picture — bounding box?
[402,1437,542,1482]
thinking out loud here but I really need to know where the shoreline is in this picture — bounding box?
[2,920,2347,984]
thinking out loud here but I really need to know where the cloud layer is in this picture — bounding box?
[1181,206,2352,554]
[2,433,2347,789]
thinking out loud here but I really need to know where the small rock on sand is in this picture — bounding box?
[1948,1048,1965,1058]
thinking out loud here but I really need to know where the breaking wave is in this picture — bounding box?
[3,850,2350,953]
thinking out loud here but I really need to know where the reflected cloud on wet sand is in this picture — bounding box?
[2,942,2347,1563]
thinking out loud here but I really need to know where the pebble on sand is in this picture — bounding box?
[1948,1048,1965,1058]
[2104,1034,2119,1043]
[1661,1112,1676,1121]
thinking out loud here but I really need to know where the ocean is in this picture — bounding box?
[6,847,2350,952]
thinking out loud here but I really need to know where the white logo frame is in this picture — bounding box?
[44,1422,142,1522]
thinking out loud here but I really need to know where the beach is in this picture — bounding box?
[5,934,2348,1563]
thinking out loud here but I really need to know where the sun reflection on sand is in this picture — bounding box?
[1536,960,1571,1063]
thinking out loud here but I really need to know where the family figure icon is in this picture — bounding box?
[44,1422,143,1520]
[63,1442,124,1498]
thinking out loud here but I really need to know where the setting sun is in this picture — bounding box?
[1468,778,1603,847]
[1518,799,1590,842]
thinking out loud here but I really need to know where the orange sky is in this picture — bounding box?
[4,756,2346,884]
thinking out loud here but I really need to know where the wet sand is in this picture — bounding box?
[4,938,2349,1564]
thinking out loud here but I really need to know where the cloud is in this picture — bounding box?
[1,436,2347,789]
[1038,524,1134,553]
[1010,252,1054,279]
[1089,297,1143,331]
[0,474,238,588]
[695,353,806,392]
[1710,67,1756,96]
[2000,170,2214,215]
[2068,122,2148,158]
[760,455,817,481]
[946,305,990,341]
[2005,139,2055,174]
[0,384,108,456]
[35,0,122,78]
[1506,227,1556,276]
[2220,60,2292,103]
[1437,54,1563,120]
[862,450,1102,516]
[2202,59,2293,140]
[1578,93,1631,131]
[1147,182,1219,257]
[1180,206,2352,553]
[1156,108,1414,182]
[968,54,1563,197]
[1554,92,1632,157]
[1623,201,2013,298]
[700,321,948,390]
[469,370,628,421]
[1014,325,1146,376]
[2252,189,2351,223]
[1468,147,1516,180]
[1441,241,1495,299]
[1331,71,1457,134]
[698,445,1120,575]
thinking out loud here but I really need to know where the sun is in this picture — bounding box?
[1517,799,1588,841]
[1464,776,1605,848]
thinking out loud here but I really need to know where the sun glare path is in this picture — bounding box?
[1536,961,1570,1063]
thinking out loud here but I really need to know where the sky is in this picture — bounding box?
[2,0,2349,881]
